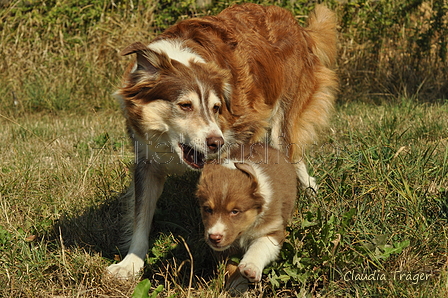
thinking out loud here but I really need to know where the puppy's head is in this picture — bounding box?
[116,42,233,169]
[196,162,264,251]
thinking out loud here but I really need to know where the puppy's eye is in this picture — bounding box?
[179,102,193,111]
[230,209,240,216]
[203,206,213,214]
[212,104,220,113]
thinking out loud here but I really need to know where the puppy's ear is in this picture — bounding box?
[234,162,255,176]
[234,163,258,189]
[121,42,172,76]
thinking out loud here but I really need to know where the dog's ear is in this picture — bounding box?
[234,163,258,189]
[223,82,233,114]
[121,42,172,76]
[120,42,148,56]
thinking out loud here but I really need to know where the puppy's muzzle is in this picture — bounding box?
[209,233,223,245]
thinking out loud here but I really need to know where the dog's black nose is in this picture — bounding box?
[209,233,223,244]
[206,136,224,152]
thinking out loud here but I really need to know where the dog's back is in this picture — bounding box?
[155,4,338,154]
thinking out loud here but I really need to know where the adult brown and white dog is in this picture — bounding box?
[196,143,297,285]
[108,3,337,278]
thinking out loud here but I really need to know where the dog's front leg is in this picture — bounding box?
[238,234,282,282]
[107,161,166,279]
[295,161,318,192]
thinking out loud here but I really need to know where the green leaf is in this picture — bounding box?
[150,285,164,298]
[278,274,291,282]
[283,267,300,279]
[383,239,410,257]
[301,219,317,228]
[132,279,152,298]
[0,225,11,246]
[342,208,357,227]
[268,270,280,289]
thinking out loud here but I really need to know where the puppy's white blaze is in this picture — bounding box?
[207,217,226,236]
[148,39,205,66]
[220,181,229,203]
[240,236,281,272]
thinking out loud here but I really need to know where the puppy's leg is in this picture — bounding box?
[238,234,282,282]
[295,161,318,192]
[107,161,166,279]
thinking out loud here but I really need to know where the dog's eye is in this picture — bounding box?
[230,209,240,216]
[212,104,220,113]
[179,102,193,111]
[203,206,213,214]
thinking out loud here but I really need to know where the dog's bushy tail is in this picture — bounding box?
[306,5,338,68]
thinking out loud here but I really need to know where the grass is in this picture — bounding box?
[1,0,448,296]
[1,100,447,297]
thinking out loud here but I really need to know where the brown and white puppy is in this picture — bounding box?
[196,144,297,283]
[108,3,337,278]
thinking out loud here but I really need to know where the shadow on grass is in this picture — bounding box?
[51,171,219,285]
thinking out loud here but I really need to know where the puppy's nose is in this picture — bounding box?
[206,136,224,152]
[209,233,223,244]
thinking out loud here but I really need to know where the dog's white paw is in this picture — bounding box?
[308,176,318,191]
[305,176,318,196]
[106,254,144,279]
[296,163,318,194]
[238,262,262,282]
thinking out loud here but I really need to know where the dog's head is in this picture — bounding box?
[196,162,264,251]
[116,42,233,169]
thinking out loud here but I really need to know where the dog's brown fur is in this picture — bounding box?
[196,144,297,284]
[119,3,337,161]
[108,3,338,279]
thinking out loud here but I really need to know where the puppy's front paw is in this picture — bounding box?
[238,262,262,282]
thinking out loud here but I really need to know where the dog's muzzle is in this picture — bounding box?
[179,143,206,169]
[206,136,224,153]
[178,136,224,169]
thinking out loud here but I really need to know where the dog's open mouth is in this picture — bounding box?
[179,143,206,169]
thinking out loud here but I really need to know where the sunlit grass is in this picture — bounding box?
[1,100,447,297]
